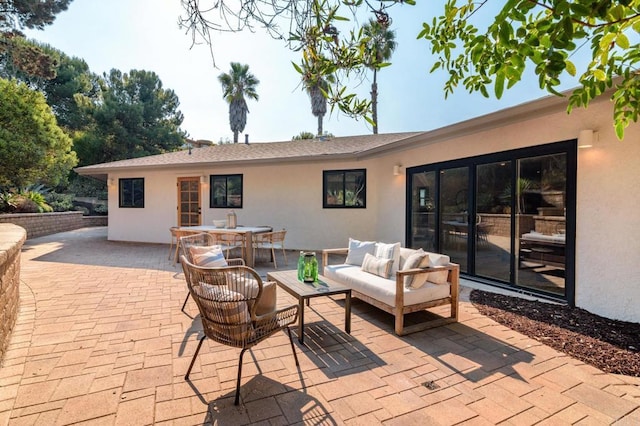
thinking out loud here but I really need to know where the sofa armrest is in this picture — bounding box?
[394,263,460,309]
[322,248,349,268]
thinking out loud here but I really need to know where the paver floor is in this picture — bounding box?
[1,227,638,425]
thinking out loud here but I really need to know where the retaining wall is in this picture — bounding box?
[0,224,26,364]
[0,212,107,239]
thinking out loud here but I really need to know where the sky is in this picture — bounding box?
[24,0,582,143]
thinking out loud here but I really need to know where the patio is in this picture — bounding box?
[1,227,638,425]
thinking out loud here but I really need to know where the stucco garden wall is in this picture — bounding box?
[0,224,26,364]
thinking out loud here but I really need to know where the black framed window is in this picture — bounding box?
[210,174,243,208]
[119,178,144,208]
[323,169,366,208]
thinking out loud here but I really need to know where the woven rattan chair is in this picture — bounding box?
[217,232,245,259]
[180,257,299,405]
[179,233,245,314]
[252,229,287,268]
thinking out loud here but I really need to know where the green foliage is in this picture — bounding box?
[292,131,316,140]
[74,69,186,165]
[218,63,259,143]
[181,0,639,139]
[0,186,53,213]
[0,78,77,188]
[419,0,640,139]
[44,191,74,212]
[66,175,107,199]
[1,1,72,79]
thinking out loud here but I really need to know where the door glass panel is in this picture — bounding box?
[410,171,436,251]
[440,167,469,271]
[178,177,201,226]
[516,154,566,296]
[475,161,512,281]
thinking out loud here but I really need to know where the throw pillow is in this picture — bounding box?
[375,242,402,275]
[190,245,228,268]
[361,253,394,279]
[345,238,376,266]
[400,249,429,288]
[425,252,451,284]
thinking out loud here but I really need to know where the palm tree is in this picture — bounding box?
[301,58,333,137]
[363,18,396,134]
[218,63,259,143]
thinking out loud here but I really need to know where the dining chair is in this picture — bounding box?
[179,232,245,315]
[180,257,299,405]
[217,232,245,259]
[168,227,179,260]
[252,229,288,268]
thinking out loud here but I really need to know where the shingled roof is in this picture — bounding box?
[74,132,426,177]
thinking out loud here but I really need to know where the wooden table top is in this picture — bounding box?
[267,270,351,299]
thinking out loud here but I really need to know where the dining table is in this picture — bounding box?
[178,225,272,267]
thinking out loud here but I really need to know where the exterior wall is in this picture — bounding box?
[0,212,105,239]
[105,97,640,323]
[0,224,26,364]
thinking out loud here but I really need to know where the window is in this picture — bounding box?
[119,178,144,208]
[210,174,243,208]
[323,169,366,208]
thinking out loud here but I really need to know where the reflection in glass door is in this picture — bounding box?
[475,162,513,282]
[515,154,567,296]
[439,167,469,272]
[409,171,437,252]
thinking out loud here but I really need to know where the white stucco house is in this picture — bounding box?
[75,92,640,324]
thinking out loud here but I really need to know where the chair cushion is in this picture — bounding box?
[231,274,277,316]
[375,242,401,275]
[361,253,394,279]
[190,246,227,267]
[345,238,376,266]
[424,252,451,284]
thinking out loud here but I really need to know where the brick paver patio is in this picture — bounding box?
[1,227,638,425]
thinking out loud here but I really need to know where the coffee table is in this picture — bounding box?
[267,270,351,344]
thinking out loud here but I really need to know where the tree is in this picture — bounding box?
[292,131,316,140]
[419,0,640,139]
[300,58,332,136]
[180,0,639,139]
[74,69,186,165]
[363,18,396,135]
[218,62,259,143]
[0,78,77,188]
[0,0,72,78]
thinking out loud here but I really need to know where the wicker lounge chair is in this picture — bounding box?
[180,257,299,405]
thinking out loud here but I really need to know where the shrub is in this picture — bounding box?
[45,192,75,212]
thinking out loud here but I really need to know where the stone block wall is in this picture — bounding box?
[0,224,26,364]
[0,211,105,239]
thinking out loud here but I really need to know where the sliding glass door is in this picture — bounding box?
[406,141,575,303]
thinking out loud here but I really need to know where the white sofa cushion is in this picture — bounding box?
[424,252,451,284]
[375,242,401,274]
[324,264,451,307]
[361,253,393,279]
[345,238,376,266]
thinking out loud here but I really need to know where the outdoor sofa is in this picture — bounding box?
[322,239,460,336]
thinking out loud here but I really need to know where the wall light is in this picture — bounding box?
[578,129,599,148]
[200,175,207,185]
[107,178,115,186]
[393,165,402,176]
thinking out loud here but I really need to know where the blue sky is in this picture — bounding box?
[25,0,581,143]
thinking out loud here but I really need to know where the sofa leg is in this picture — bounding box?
[395,312,404,336]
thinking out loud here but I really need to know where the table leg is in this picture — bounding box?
[298,297,305,344]
[345,290,351,334]
[245,231,254,267]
